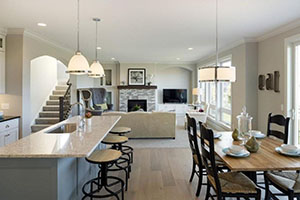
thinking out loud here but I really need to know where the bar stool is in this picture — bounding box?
[102,135,131,190]
[109,127,134,164]
[110,127,131,136]
[82,149,124,200]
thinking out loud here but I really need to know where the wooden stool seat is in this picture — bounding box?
[86,149,121,164]
[110,127,131,135]
[102,135,128,145]
[83,149,124,199]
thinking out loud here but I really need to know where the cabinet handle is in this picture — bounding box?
[4,134,9,137]
[5,125,9,128]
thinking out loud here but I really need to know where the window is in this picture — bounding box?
[198,56,232,127]
[208,82,216,117]
[219,59,232,125]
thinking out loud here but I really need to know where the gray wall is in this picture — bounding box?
[0,29,73,137]
[119,63,196,104]
[258,26,300,134]
[196,42,258,129]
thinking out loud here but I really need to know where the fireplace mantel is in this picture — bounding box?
[117,85,157,90]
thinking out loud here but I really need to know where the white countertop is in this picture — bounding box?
[0,115,120,158]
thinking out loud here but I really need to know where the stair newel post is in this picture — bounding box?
[59,97,64,122]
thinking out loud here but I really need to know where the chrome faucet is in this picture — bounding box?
[70,102,86,130]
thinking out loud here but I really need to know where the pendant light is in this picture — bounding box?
[89,18,105,78]
[66,0,91,75]
[198,0,236,82]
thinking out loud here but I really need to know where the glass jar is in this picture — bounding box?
[236,106,253,136]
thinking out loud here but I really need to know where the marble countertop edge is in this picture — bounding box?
[0,115,121,158]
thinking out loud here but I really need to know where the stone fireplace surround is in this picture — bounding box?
[118,85,157,112]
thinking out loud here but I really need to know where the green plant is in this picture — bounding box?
[131,104,141,111]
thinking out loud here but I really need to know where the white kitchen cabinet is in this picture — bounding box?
[0,118,19,147]
[4,128,18,145]
[0,133,4,147]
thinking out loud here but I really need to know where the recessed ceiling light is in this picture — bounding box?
[188,47,193,50]
[111,58,116,60]
[176,58,181,60]
[96,47,102,50]
[37,23,47,27]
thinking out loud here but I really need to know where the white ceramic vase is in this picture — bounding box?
[86,118,92,126]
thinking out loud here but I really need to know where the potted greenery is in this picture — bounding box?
[131,104,141,112]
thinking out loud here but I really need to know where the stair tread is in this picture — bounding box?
[31,124,52,127]
[36,117,59,119]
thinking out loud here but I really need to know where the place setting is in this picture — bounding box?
[248,130,266,139]
[222,107,262,158]
[275,144,300,157]
[222,145,250,158]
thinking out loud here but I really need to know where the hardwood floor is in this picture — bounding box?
[114,147,288,200]
[124,148,205,200]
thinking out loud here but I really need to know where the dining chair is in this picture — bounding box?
[186,114,227,197]
[264,171,300,200]
[186,113,206,196]
[267,113,290,144]
[256,113,291,188]
[199,123,261,200]
[264,113,299,200]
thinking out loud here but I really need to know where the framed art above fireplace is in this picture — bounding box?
[128,68,146,86]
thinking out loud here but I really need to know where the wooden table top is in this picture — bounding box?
[197,131,300,171]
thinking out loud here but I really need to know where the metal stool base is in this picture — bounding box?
[82,176,124,200]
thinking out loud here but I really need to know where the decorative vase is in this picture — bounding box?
[245,136,260,153]
[232,128,239,141]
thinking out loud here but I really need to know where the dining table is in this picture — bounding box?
[197,131,300,182]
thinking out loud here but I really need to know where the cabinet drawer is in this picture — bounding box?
[0,119,19,131]
[4,128,18,146]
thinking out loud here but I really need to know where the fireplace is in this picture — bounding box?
[128,100,147,112]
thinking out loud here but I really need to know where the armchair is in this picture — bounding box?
[89,88,114,111]
[77,88,113,116]
[78,89,103,116]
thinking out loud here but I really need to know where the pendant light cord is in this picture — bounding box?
[77,0,80,52]
[216,0,219,66]
[95,20,98,61]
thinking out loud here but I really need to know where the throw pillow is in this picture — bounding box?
[96,103,108,110]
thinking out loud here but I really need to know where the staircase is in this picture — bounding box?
[31,83,69,133]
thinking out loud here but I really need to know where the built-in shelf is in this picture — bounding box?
[117,85,157,90]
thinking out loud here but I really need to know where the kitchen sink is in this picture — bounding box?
[45,123,77,134]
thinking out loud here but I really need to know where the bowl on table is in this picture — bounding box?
[249,130,265,139]
[281,144,299,154]
[229,145,244,154]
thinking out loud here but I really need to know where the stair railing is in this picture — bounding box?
[59,80,72,121]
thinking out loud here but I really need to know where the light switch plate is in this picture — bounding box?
[1,103,9,110]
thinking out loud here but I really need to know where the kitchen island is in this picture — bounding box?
[0,115,120,200]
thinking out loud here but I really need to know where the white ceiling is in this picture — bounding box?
[0,0,300,63]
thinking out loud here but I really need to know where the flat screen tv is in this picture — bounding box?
[163,89,187,104]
